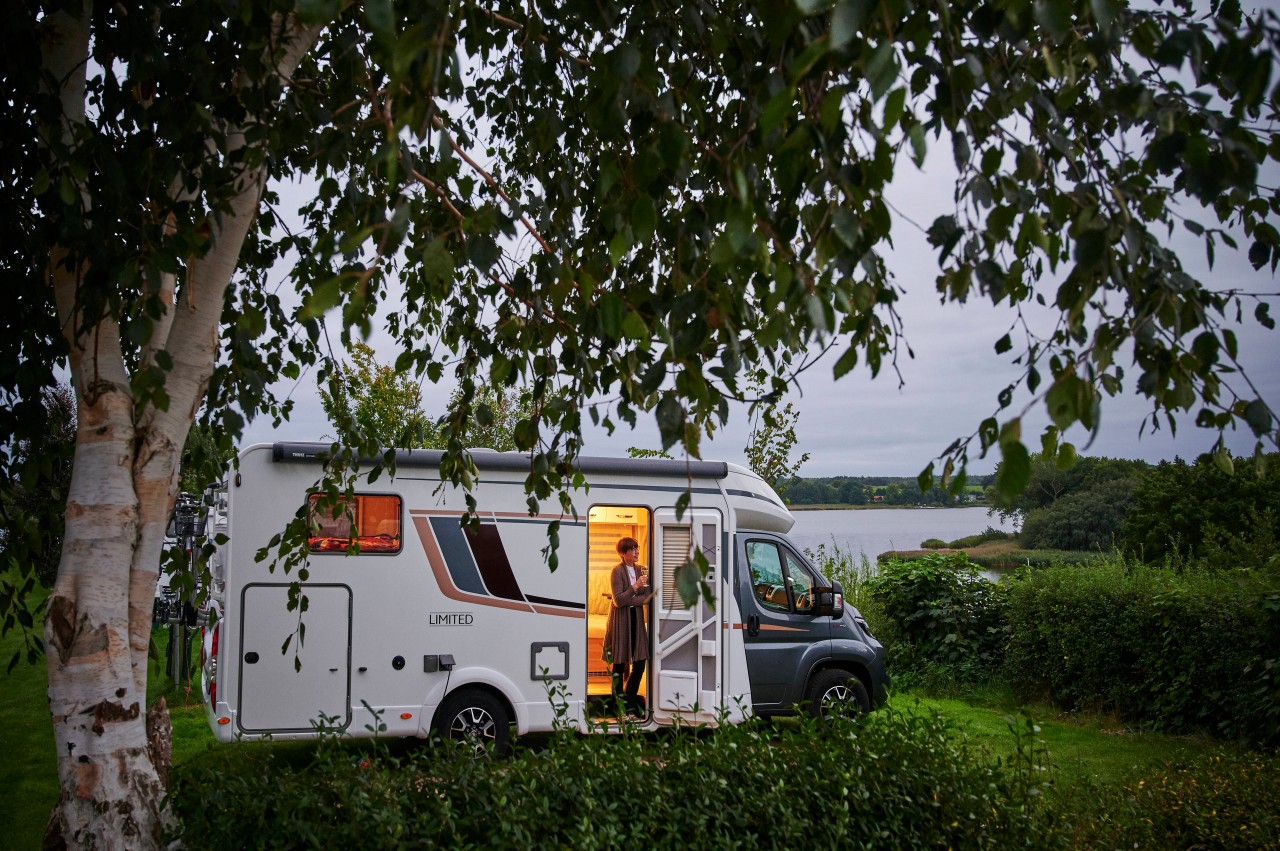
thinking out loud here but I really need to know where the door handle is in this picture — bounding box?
[244,651,259,664]
[747,615,760,637]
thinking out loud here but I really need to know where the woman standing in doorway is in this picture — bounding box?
[604,536,652,715]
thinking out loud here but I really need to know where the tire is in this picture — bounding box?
[805,669,870,720]
[434,689,511,757]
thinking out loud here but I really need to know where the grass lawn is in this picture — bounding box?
[0,616,215,851]
[1,616,56,851]
[894,692,1220,790]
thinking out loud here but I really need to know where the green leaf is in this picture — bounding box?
[675,559,702,608]
[598,293,624,340]
[994,334,1012,355]
[1045,374,1082,430]
[656,396,684,447]
[1090,0,1120,29]
[420,240,454,285]
[760,90,795,132]
[832,345,859,379]
[611,45,642,79]
[995,439,1031,498]
[1242,399,1272,435]
[882,87,906,129]
[1056,442,1077,468]
[831,0,870,51]
[1034,0,1073,42]
[301,278,343,318]
[864,41,898,99]
[621,311,648,341]
[364,0,394,42]
[927,215,963,261]
[609,230,631,265]
[917,462,934,495]
[1040,425,1059,457]
[297,0,340,24]
[908,123,927,165]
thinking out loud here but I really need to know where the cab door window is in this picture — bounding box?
[746,541,817,614]
[785,550,815,612]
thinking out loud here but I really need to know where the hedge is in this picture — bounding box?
[1002,561,1280,746]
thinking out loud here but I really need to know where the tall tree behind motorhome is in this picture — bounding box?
[4,2,1280,847]
[436,384,538,453]
[318,342,434,449]
[744,371,811,499]
[317,342,536,451]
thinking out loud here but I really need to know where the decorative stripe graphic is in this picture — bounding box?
[466,524,524,602]
[429,517,490,596]
[412,513,584,619]
[732,623,809,632]
[412,517,533,614]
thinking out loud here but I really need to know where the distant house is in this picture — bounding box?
[872,494,885,503]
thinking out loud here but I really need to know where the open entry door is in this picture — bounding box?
[650,508,723,724]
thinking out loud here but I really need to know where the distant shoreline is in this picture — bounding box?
[789,503,990,511]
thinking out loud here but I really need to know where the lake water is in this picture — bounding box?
[786,506,1014,565]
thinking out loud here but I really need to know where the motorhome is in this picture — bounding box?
[200,442,888,751]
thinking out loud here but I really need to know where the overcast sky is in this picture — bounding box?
[242,17,1280,478]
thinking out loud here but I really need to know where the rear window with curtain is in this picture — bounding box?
[308,494,402,554]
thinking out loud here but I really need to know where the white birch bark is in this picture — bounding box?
[40,5,325,847]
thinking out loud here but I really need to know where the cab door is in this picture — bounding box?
[650,508,723,723]
[734,534,831,712]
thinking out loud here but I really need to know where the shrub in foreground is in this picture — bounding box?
[169,708,1058,850]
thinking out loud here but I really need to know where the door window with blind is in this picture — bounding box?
[308,493,402,554]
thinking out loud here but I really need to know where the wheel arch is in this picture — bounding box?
[807,659,873,701]
[431,682,516,733]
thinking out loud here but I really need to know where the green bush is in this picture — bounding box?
[923,527,1015,549]
[1122,453,1280,568]
[170,708,1062,850]
[1002,560,1280,745]
[866,553,1008,684]
[1019,476,1138,552]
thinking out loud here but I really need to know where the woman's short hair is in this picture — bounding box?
[616,536,639,556]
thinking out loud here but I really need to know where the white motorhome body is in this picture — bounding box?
[202,443,887,746]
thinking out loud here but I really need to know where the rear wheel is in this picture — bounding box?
[435,690,511,757]
[805,670,870,720]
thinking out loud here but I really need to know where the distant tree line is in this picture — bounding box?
[988,452,1280,567]
[786,475,995,507]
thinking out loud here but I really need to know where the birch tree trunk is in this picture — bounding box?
[38,6,324,846]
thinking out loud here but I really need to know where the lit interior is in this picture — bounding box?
[586,505,651,704]
[308,494,402,553]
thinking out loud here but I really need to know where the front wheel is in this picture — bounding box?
[805,670,870,720]
[434,689,511,757]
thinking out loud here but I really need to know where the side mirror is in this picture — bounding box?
[813,580,844,618]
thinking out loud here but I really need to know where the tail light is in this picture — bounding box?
[206,621,221,707]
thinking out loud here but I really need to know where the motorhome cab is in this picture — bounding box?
[201,443,888,751]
